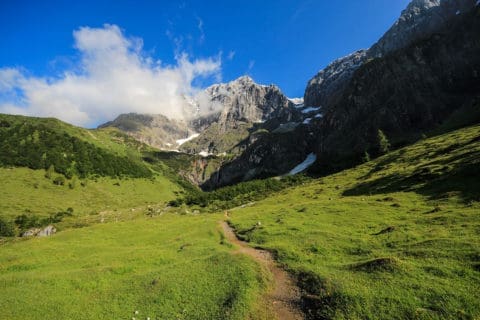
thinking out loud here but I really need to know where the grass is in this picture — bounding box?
[0,167,179,220]
[0,213,269,320]
[1,119,479,319]
[227,124,480,319]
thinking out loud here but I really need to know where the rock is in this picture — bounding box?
[314,7,480,166]
[304,0,478,109]
[21,225,56,237]
[304,50,368,109]
[37,225,56,237]
[21,228,41,237]
[99,113,190,150]
[181,75,300,155]
[369,0,478,58]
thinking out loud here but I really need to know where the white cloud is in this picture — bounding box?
[196,17,205,44]
[0,24,221,127]
[227,51,236,60]
[247,60,255,73]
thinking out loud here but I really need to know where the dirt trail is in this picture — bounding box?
[220,221,304,320]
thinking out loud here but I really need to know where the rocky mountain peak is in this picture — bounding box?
[304,0,478,108]
[369,0,477,57]
[304,50,368,108]
[234,75,255,85]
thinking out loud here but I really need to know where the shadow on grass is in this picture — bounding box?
[343,145,480,203]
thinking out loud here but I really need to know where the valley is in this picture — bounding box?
[1,1,480,319]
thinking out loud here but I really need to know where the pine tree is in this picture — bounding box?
[377,129,391,154]
[363,151,371,163]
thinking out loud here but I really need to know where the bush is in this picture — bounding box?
[14,208,74,231]
[68,175,78,189]
[45,164,55,179]
[53,176,66,186]
[14,214,41,230]
[179,175,308,210]
[0,217,16,237]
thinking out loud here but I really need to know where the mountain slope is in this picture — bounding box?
[180,76,300,155]
[225,123,480,319]
[99,113,191,150]
[0,114,154,178]
[304,0,478,108]
[312,6,480,170]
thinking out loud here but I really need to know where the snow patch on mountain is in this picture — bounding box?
[176,133,200,146]
[302,107,321,114]
[289,153,317,175]
[288,97,304,105]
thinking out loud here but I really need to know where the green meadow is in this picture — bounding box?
[0,167,178,220]
[227,124,480,319]
[1,122,479,319]
[0,213,269,320]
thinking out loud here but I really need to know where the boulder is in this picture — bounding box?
[21,225,57,237]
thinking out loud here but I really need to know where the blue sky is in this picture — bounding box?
[0,0,410,126]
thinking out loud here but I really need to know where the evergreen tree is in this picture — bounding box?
[377,129,391,154]
[363,151,371,163]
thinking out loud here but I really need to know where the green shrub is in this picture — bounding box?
[0,217,15,237]
[53,176,66,186]
[45,165,55,179]
[14,214,41,230]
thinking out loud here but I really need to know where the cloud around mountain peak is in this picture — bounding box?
[0,24,222,127]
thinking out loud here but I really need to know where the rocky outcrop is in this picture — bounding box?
[201,125,314,189]
[304,0,478,109]
[303,50,368,109]
[312,6,480,169]
[99,113,191,150]
[204,1,480,188]
[369,0,478,57]
[180,76,301,155]
[21,225,57,237]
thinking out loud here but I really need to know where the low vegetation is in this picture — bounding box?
[0,214,269,320]
[1,113,479,319]
[227,124,480,319]
[170,174,309,210]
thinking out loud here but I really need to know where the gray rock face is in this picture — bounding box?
[180,76,300,155]
[369,0,478,57]
[304,0,478,108]
[21,225,57,237]
[313,6,480,169]
[101,76,297,155]
[303,50,368,109]
[200,76,295,130]
[99,113,191,150]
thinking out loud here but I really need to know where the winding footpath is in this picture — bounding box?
[220,221,304,320]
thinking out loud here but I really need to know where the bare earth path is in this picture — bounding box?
[220,221,304,320]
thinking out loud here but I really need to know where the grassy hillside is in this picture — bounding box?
[0,114,153,178]
[1,116,479,319]
[0,113,190,235]
[226,124,480,319]
[0,213,269,320]
[0,167,178,221]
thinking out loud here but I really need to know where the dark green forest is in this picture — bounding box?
[0,116,151,178]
